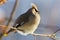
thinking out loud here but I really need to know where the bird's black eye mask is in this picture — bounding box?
[35,8,38,12]
[32,6,39,12]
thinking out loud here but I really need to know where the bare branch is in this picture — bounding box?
[5,0,18,34]
[0,0,18,40]
[31,33,55,40]
[6,0,18,26]
[32,33,54,37]
[53,29,60,34]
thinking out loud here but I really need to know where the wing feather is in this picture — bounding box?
[13,13,29,28]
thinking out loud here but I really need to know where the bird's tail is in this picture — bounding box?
[7,28,15,34]
[7,25,17,34]
[3,27,16,36]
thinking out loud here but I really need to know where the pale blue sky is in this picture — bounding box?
[0,0,60,40]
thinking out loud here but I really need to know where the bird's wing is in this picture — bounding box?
[13,13,29,28]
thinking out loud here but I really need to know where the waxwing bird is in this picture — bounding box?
[6,3,41,36]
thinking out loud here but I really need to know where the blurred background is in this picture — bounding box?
[0,0,60,40]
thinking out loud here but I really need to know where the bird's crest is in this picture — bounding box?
[31,3,38,11]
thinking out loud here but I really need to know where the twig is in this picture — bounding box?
[50,29,60,40]
[53,29,60,34]
[6,0,18,27]
[32,33,54,36]
[31,33,55,40]
[32,27,60,40]
[5,1,18,40]
[0,0,18,40]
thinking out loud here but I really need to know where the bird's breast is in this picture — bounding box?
[17,13,40,35]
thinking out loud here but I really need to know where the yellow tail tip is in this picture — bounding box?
[3,33,8,36]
